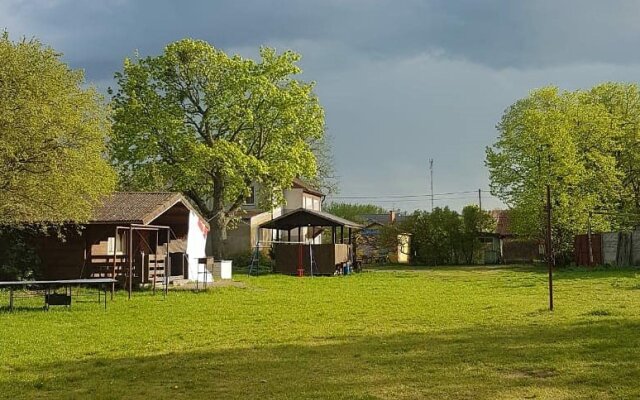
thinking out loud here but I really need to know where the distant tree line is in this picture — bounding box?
[327,203,495,266]
[390,205,495,265]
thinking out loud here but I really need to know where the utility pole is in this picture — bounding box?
[546,184,554,311]
[429,158,434,211]
[478,189,482,211]
[587,211,593,266]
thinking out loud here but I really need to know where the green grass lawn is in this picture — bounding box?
[1,265,640,399]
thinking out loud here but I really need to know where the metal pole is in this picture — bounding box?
[546,184,554,311]
[165,230,170,296]
[478,189,482,211]
[128,227,133,300]
[587,211,594,266]
[154,230,158,294]
[429,158,434,212]
[112,227,118,300]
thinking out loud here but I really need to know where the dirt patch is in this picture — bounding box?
[506,368,557,379]
[171,280,246,291]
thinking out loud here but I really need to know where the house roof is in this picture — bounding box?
[490,209,512,236]
[259,207,362,230]
[90,192,209,228]
[291,177,324,197]
[359,213,408,226]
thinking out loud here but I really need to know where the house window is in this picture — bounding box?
[245,186,256,205]
[304,196,312,210]
[107,231,126,255]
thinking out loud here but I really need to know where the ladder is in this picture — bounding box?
[248,242,261,276]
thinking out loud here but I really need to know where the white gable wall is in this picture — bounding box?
[186,210,210,283]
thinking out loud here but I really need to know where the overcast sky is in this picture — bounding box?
[3,0,640,211]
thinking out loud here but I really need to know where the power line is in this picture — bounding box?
[366,196,486,204]
[329,190,495,200]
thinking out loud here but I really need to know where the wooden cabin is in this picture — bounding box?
[36,192,209,288]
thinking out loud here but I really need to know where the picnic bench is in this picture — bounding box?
[0,278,116,311]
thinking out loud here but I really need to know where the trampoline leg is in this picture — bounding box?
[9,288,13,311]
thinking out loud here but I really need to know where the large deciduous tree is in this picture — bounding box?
[0,32,116,223]
[486,85,625,256]
[110,39,325,257]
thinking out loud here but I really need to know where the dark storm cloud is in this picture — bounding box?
[3,0,640,210]
[6,0,640,82]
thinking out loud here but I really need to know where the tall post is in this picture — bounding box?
[478,189,482,211]
[128,227,133,300]
[165,229,170,296]
[587,211,593,266]
[429,158,434,212]
[546,184,553,311]
[112,227,117,300]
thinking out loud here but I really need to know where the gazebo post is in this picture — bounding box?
[332,226,336,244]
[340,225,344,244]
[128,226,133,300]
[288,229,291,242]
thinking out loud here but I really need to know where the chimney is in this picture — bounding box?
[389,210,396,224]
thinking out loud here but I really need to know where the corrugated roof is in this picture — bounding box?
[90,192,209,228]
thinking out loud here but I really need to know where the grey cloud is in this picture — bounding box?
[3,0,640,211]
[5,0,640,83]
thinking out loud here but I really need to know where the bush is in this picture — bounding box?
[230,250,273,274]
[0,226,41,281]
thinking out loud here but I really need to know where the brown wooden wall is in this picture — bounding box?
[574,234,603,266]
[502,238,541,264]
[273,243,350,275]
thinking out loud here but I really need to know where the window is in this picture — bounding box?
[303,196,312,209]
[107,231,126,255]
[245,186,256,205]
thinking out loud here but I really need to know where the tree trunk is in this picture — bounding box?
[207,214,228,259]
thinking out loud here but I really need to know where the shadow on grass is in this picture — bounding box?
[367,264,640,282]
[3,319,640,399]
[365,264,544,274]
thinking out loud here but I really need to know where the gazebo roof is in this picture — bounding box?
[259,208,363,230]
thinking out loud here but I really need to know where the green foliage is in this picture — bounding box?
[324,202,387,223]
[110,39,325,257]
[486,83,640,256]
[229,250,272,274]
[460,205,496,264]
[3,266,640,398]
[0,32,116,223]
[0,226,40,280]
[403,205,494,265]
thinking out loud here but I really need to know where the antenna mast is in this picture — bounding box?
[429,158,434,211]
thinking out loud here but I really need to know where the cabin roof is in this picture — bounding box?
[90,192,209,228]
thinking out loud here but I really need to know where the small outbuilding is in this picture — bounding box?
[36,192,210,290]
[259,208,362,275]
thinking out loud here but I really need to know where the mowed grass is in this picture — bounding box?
[1,265,640,399]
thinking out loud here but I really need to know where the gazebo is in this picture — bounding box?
[259,208,363,275]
